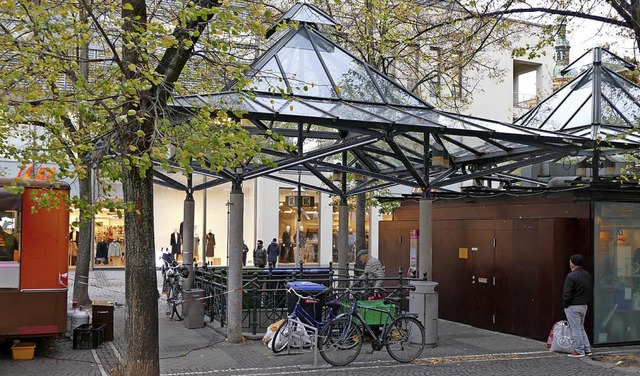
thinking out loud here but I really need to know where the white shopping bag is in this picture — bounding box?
[546,320,575,353]
[263,319,285,347]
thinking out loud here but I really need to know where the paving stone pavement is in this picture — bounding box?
[1,268,639,376]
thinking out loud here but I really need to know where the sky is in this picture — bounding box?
[568,18,637,61]
[516,15,636,100]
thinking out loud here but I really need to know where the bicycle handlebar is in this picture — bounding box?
[286,286,325,302]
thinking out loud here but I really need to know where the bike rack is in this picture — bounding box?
[276,320,319,367]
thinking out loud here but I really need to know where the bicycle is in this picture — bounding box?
[271,286,341,354]
[319,289,425,366]
[161,258,189,321]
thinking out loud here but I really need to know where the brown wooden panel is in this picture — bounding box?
[393,206,419,221]
[0,290,66,337]
[378,220,416,282]
[494,220,513,334]
[465,221,496,329]
[510,219,540,339]
[433,220,469,323]
[382,196,594,342]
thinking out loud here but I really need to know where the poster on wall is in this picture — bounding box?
[408,229,418,277]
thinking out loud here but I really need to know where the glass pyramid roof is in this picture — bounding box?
[238,23,428,107]
[277,2,339,27]
[516,48,640,147]
[168,3,588,195]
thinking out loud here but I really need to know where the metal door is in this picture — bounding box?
[464,221,497,329]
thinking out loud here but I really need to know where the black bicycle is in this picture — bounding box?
[161,258,189,321]
[319,291,425,366]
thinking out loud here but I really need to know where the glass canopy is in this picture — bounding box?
[166,2,588,195]
[517,48,640,147]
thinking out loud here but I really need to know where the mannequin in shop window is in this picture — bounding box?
[96,238,109,265]
[281,225,291,263]
[108,238,122,264]
[170,228,181,260]
[206,229,215,265]
[69,226,78,265]
[193,225,200,263]
[292,225,307,263]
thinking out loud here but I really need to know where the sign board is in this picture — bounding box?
[286,196,315,207]
[408,229,418,277]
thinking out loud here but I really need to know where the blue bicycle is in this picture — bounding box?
[271,286,341,354]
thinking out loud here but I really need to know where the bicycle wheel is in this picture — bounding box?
[319,317,362,366]
[161,272,169,295]
[384,316,425,363]
[168,284,183,321]
[165,281,175,316]
[271,318,294,354]
[272,318,315,354]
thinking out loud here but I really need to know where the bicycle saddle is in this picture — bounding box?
[384,296,402,305]
[325,299,342,310]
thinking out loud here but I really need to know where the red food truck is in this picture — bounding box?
[0,177,70,340]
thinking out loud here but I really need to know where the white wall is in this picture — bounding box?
[254,178,280,264]
[465,32,554,122]
[319,191,333,265]
[153,180,255,267]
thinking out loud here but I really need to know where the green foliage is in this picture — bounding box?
[0,0,277,217]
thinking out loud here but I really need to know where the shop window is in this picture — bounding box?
[69,209,125,267]
[331,205,369,264]
[0,196,21,288]
[278,188,319,264]
[593,202,640,344]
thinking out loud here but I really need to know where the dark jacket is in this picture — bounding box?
[267,241,279,263]
[253,246,267,267]
[563,267,593,308]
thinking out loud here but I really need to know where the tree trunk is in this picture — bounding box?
[72,175,93,307]
[122,166,159,376]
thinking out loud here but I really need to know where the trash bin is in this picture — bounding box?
[92,300,114,341]
[409,280,438,346]
[183,289,205,329]
[286,281,326,322]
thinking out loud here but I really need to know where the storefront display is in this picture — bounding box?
[593,202,640,344]
[278,188,319,264]
[69,210,125,268]
[331,205,369,264]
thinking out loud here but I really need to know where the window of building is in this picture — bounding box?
[0,191,21,288]
[331,205,369,264]
[278,188,320,264]
[513,61,540,109]
[69,209,125,268]
[593,201,640,344]
[0,211,19,261]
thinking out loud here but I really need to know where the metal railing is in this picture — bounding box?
[192,262,421,335]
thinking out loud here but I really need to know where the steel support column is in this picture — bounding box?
[418,195,433,280]
[338,198,349,286]
[183,176,195,290]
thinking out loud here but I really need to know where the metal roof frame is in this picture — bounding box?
[162,2,590,196]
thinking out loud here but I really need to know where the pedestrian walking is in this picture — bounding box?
[253,240,267,268]
[563,254,593,358]
[267,238,279,269]
[242,242,249,266]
